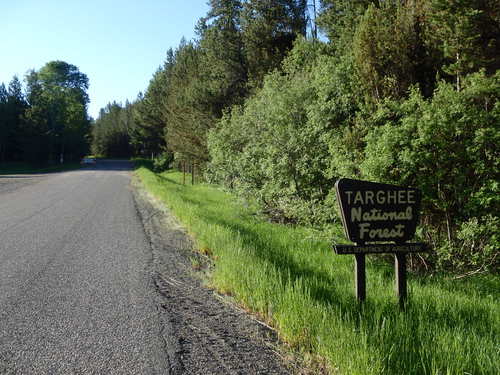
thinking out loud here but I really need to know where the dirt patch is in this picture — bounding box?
[132,181,295,374]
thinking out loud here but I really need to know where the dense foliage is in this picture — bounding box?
[361,72,499,271]
[0,61,90,164]
[207,0,500,273]
[92,0,499,274]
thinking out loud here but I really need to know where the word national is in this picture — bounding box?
[351,207,413,222]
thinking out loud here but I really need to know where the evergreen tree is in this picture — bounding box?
[430,0,500,91]
[0,83,8,162]
[163,41,209,162]
[91,102,135,158]
[0,77,26,162]
[241,0,308,87]
[5,76,27,161]
[353,1,436,101]
[132,58,171,158]
[161,0,249,166]
[317,0,373,49]
[197,0,247,112]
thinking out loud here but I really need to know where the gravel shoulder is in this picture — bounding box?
[132,178,294,375]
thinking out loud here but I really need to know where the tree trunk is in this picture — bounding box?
[446,210,452,243]
[182,161,186,185]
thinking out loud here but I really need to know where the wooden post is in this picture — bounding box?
[395,252,407,308]
[182,161,186,185]
[354,253,366,302]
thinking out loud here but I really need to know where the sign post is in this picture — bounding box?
[334,178,427,306]
[395,252,407,307]
[182,161,186,185]
[191,161,195,185]
[354,253,366,301]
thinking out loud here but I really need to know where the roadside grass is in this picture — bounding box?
[0,162,82,175]
[135,163,499,375]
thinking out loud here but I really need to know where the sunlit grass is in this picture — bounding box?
[136,163,499,374]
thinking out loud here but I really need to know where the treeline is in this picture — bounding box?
[91,101,136,158]
[93,0,499,274]
[91,0,309,160]
[0,61,90,164]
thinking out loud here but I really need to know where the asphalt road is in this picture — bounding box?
[0,160,290,374]
[0,160,168,374]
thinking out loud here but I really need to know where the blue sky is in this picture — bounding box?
[0,0,210,119]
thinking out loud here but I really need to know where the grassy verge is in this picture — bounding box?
[135,163,499,375]
[0,162,82,175]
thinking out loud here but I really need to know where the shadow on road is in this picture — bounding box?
[84,160,134,171]
[0,160,134,177]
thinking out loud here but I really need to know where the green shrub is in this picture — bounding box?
[361,71,500,272]
[208,35,499,274]
[454,215,499,272]
[209,64,333,224]
[208,40,360,226]
[153,151,174,172]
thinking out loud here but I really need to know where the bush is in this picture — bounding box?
[454,215,499,271]
[208,34,499,274]
[209,68,333,224]
[153,151,174,172]
[208,40,361,226]
[361,71,500,272]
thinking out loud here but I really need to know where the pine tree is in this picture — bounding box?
[0,83,8,162]
[198,0,247,112]
[163,41,208,162]
[430,0,500,91]
[241,0,308,87]
[165,1,249,165]
[317,0,373,50]
[5,76,27,161]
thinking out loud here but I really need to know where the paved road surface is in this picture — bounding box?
[0,160,290,374]
[0,161,167,374]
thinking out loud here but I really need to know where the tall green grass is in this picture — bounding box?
[136,165,499,374]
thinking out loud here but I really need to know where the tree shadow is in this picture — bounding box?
[82,160,134,171]
[157,174,183,186]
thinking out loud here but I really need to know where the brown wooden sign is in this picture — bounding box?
[335,178,421,246]
[333,178,427,307]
